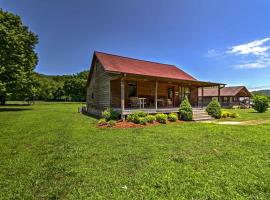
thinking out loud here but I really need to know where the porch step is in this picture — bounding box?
[192,108,213,121]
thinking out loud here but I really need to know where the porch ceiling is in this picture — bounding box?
[121,73,225,87]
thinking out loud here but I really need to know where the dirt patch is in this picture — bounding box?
[98,120,184,129]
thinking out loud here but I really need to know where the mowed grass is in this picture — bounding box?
[0,103,270,199]
[220,108,270,121]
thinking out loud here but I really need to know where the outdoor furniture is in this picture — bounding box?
[157,98,165,107]
[129,97,140,108]
[138,97,147,109]
[167,99,173,107]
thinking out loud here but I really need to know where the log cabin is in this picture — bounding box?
[86,51,225,118]
[198,86,252,108]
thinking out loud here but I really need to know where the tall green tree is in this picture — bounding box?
[0,9,38,105]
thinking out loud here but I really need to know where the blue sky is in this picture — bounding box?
[1,0,270,90]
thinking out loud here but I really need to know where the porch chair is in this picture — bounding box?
[129,97,140,108]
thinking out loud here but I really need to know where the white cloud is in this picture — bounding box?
[205,49,220,58]
[227,38,270,56]
[224,37,270,69]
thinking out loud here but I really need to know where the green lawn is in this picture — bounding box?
[1,103,270,199]
[220,108,270,121]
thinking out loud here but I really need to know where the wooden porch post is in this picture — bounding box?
[155,80,158,110]
[218,86,221,103]
[201,87,204,108]
[197,87,199,107]
[121,78,125,119]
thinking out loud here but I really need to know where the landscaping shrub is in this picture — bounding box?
[221,110,239,118]
[221,111,231,118]
[102,108,119,121]
[126,114,134,122]
[108,120,116,127]
[156,113,168,124]
[253,95,269,113]
[134,111,147,117]
[168,113,178,122]
[145,115,156,123]
[138,117,147,125]
[178,96,193,121]
[98,118,107,126]
[128,111,147,124]
[230,112,239,118]
[206,99,221,119]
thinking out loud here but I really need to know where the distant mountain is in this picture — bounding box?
[252,90,270,97]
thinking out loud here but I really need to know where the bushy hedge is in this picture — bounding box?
[253,95,269,113]
[108,120,116,127]
[102,108,119,121]
[206,99,221,119]
[156,113,168,124]
[127,111,147,124]
[168,113,178,122]
[178,96,193,121]
[221,110,239,118]
[145,115,156,123]
[98,118,107,126]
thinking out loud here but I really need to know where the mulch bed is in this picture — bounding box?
[98,120,184,129]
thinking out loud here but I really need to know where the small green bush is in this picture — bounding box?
[145,115,156,123]
[179,96,193,121]
[230,112,239,118]
[221,110,239,118]
[98,118,107,126]
[129,111,147,124]
[221,111,231,118]
[126,114,134,122]
[108,120,116,127]
[138,117,147,125]
[102,108,119,121]
[156,113,168,124]
[168,113,178,122]
[133,111,147,117]
[253,95,269,113]
[206,99,221,119]
[101,109,111,121]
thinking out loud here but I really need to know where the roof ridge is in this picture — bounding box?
[94,51,176,67]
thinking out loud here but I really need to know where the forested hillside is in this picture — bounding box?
[252,90,270,97]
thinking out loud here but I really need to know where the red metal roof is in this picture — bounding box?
[95,51,197,81]
[198,86,252,97]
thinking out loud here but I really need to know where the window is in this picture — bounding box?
[128,83,137,97]
[91,93,94,99]
[224,97,228,103]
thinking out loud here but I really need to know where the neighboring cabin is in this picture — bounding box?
[198,86,252,108]
[86,51,226,118]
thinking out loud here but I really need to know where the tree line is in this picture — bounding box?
[7,70,89,103]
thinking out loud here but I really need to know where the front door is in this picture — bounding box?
[167,87,174,107]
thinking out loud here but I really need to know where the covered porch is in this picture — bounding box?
[110,74,224,117]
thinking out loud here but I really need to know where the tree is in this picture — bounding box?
[63,76,86,101]
[206,99,221,119]
[178,96,193,121]
[253,95,269,113]
[0,9,38,105]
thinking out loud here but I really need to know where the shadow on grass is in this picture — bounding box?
[82,112,99,119]
[0,107,32,112]
[1,104,31,106]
